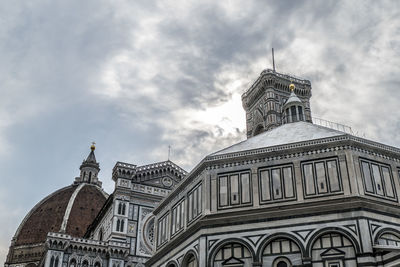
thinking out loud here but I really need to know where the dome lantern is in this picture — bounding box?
[282,83,309,124]
[76,143,101,186]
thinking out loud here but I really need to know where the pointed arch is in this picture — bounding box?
[120,219,125,232]
[122,203,126,215]
[116,219,120,231]
[69,258,77,267]
[50,256,55,267]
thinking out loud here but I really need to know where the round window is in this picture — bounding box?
[273,258,291,267]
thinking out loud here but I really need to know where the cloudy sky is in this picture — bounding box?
[1,0,400,264]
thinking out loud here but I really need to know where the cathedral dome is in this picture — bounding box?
[6,146,108,267]
[13,183,107,246]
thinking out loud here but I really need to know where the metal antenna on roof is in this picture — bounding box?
[272,48,276,72]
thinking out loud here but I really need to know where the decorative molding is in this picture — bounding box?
[343,224,358,236]
[245,235,263,246]
[293,229,314,242]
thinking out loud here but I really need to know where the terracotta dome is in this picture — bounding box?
[6,146,108,266]
[14,183,107,246]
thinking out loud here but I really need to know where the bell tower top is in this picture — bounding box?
[242,69,313,138]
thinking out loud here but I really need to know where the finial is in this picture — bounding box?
[289,83,295,91]
[91,142,96,151]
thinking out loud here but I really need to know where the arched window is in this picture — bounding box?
[122,203,126,215]
[69,259,76,267]
[82,260,88,267]
[214,242,252,266]
[377,232,400,247]
[50,256,55,267]
[116,219,120,231]
[89,172,92,183]
[311,232,356,267]
[120,219,124,232]
[94,262,101,267]
[118,203,122,214]
[54,257,59,267]
[185,254,198,267]
[262,238,300,266]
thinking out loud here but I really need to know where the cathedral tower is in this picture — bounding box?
[242,69,312,138]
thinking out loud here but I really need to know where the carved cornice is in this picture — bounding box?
[242,69,312,109]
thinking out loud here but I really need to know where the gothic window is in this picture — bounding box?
[187,184,202,223]
[69,259,76,267]
[171,199,185,235]
[360,159,396,200]
[218,171,252,208]
[259,165,295,203]
[89,172,92,183]
[302,158,343,197]
[122,203,126,215]
[94,262,101,267]
[117,202,127,215]
[82,260,88,267]
[120,220,124,232]
[116,219,125,232]
[50,256,55,267]
[214,242,252,266]
[54,257,59,267]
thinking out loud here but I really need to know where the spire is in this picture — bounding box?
[75,143,102,186]
[85,142,97,163]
